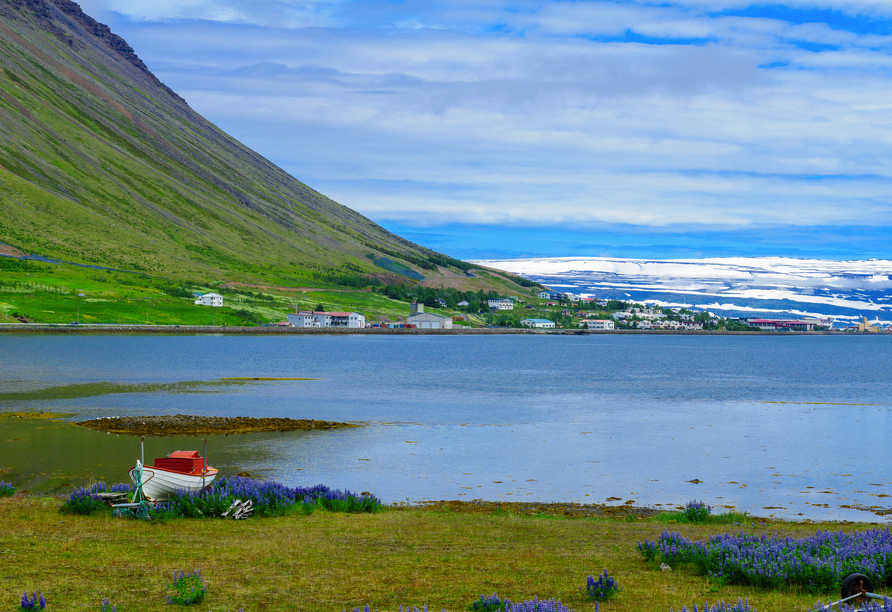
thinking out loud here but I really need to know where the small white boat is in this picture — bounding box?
[129,450,218,502]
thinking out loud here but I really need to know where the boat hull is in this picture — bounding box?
[129,465,218,502]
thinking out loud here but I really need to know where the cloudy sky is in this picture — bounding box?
[78,0,892,260]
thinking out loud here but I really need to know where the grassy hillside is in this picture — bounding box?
[0,254,536,326]
[0,0,539,301]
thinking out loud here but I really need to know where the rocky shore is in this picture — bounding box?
[75,414,359,436]
[403,498,662,519]
[0,323,795,335]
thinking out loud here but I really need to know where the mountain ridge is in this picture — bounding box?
[0,0,534,294]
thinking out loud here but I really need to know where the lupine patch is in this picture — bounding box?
[60,477,382,519]
[670,598,755,612]
[60,482,132,515]
[683,501,712,522]
[638,528,892,592]
[100,597,116,611]
[503,597,574,612]
[20,592,45,610]
[469,593,504,612]
[166,570,208,606]
[159,477,383,519]
[585,570,621,601]
[343,606,447,612]
[0,480,15,497]
[812,597,892,612]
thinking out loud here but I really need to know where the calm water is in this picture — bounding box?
[1,333,890,521]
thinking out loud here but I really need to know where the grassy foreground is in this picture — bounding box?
[0,496,865,612]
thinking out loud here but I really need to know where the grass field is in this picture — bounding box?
[0,258,418,326]
[0,495,868,612]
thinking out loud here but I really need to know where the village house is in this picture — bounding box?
[194,293,223,307]
[488,298,514,311]
[521,318,555,329]
[580,319,615,330]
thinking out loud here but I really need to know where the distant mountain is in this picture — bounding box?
[0,0,521,290]
[478,256,892,325]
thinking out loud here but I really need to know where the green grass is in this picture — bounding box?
[0,258,424,325]
[0,495,866,612]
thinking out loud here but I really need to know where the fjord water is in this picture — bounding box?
[1,333,890,521]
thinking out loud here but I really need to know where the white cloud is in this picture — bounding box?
[94,1,892,235]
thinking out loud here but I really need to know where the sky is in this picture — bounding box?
[76,0,892,261]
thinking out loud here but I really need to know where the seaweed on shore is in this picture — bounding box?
[75,414,360,436]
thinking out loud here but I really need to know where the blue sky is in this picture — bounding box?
[79,0,892,260]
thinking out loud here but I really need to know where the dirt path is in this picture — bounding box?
[222,282,370,293]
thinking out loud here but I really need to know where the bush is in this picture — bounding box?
[585,570,621,601]
[682,500,712,522]
[166,570,208,606]
[469,593,504,612]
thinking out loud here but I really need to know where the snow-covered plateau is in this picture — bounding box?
[474,257,892,325]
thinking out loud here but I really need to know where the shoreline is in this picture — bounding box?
[0,323,842,335]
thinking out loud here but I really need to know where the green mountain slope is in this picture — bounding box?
[0,0,504,290]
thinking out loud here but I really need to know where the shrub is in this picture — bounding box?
[166,570,208,606]
[682,500,712,522]
[0,480,15,497]
[20,592,45,610]
[469,593,504,612]
[639,528,892,592]
[585,570,621,601]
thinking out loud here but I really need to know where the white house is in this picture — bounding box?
[580,319,615,330]
[407,302,453,329]
[288,312,322,328]
[521,318,555,329]
[488,298,514,311]
[457,301,469,307]
[194,293,223,307]
[288,311,365,328]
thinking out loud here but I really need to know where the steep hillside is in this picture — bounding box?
[0,0,532,293]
